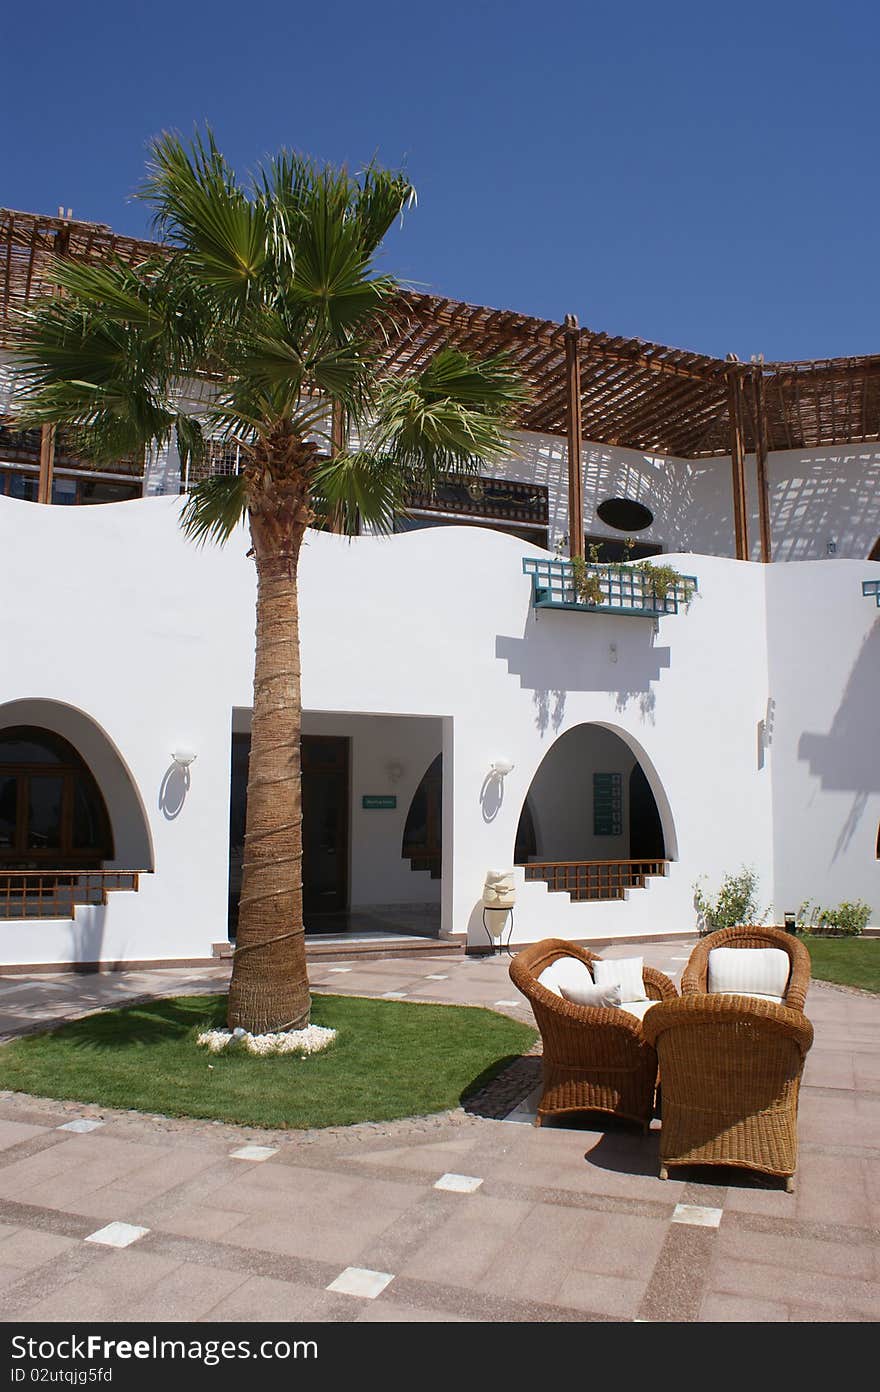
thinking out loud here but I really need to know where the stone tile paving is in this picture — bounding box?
[0,939,876,1320]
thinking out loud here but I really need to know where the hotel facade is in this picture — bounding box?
[0,209,878,966]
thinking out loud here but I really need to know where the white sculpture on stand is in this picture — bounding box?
[482,869,516,953]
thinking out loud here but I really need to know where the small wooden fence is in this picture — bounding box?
[523,859,668,901]
[0,871,139,919]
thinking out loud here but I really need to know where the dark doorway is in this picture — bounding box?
[628,764,665,860]
[301,736,349,917]
[228,733,350,935]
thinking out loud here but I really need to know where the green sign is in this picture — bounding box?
[362,795,397,810]
[593,772,622,836]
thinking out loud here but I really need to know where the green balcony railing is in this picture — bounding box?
[523,557,697,617]
[862,580,880,607]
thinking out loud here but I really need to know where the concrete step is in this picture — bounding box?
[214,937,464,964]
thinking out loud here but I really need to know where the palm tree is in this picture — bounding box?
[15,131,526,1034]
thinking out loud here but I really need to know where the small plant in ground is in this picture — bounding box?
[570,553,605,606]
[798,899,871,937]
[694,865,764,936]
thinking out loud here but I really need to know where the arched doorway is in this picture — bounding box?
[0,726,113,869]
[402,754,442,878]
[514,724,670,900]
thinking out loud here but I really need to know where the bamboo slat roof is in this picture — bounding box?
[3,206,879,460]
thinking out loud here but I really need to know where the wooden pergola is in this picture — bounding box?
[4,206,880,560]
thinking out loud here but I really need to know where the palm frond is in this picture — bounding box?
[369,348,528,485]
[311,449,408,535]
[141,129,267,299]
[180,472,249,546]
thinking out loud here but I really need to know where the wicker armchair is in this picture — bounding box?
[509,939,678,1130]
[643,995,814,1189]
[681,924,811,1012]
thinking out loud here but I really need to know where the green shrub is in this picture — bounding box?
[798,899,871,937]
[694,866,763,936]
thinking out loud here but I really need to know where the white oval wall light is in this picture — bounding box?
[489,758,515,777]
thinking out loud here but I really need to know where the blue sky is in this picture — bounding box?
[4,1,878,361]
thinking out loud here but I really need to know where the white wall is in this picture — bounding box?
[1,494,875,964]
[766,558,880,921]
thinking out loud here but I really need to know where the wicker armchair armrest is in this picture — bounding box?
[644,966,678,1002]
[642,992,814,1056]
[680,939,710,995]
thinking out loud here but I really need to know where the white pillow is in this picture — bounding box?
[537,956,594,999]
[592,955,646,1003]
[560,980,622,1009]
[617,999,657,1022]
[708,947,789,999]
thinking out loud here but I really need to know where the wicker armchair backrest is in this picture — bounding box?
[681,925,810,1012]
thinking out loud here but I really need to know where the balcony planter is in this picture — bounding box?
[523,557,697,618]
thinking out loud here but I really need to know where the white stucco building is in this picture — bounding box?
[0,208,878,966]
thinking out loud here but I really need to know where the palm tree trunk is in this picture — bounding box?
[227,512,310,1034]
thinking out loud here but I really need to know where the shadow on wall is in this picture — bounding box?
[798,620,880,858]
[496,615,670,734]
[159,763,191,820]
[770,452,880,561]
[580,445,735,558]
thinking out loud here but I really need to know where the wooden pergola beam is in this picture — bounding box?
[37,424,55,504]
[751,364,772,562]
[329,401,346,535]
[563,314,585,560]
[726,365,749,560]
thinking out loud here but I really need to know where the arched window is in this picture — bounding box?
[0,727,113,868]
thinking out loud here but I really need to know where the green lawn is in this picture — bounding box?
[803,936,880,993]
[0,993,536,1129]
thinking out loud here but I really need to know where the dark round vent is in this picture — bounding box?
[596,497,654,532]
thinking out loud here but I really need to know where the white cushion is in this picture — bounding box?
[592,955,645,1003]
[617,998,657,1022]
[538,956,594,999]
[715,991,784,1006]
[560,980,622,1009]
[708,947,789,999]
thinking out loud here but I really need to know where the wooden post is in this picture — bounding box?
[725,363,749,560]
[752,360,772,563]
[563,313,585,559]
[329,401,346,534]
[37,424,56,504]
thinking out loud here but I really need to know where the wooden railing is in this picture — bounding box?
[0,871,139,919]
[523,859,668,901]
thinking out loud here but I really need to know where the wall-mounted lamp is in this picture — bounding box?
[172,748,197,769]
[489,758,515,778]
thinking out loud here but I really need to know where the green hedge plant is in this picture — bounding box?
[798,899,871,937]
[694,866,764,937]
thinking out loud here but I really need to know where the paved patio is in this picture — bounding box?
[0,941,877,1322]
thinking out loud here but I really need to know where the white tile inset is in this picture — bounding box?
[327,967,352,973]
[229,1145,278,1162]
[671,1204,723,1228]
[85,1222,149,1249]
[58,1119,105,1134]
[380,991,407,999]
[326,1266,394,1299]
[425,974,449,981]
[434,1173,484,1194]
[494,999,521,1008]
